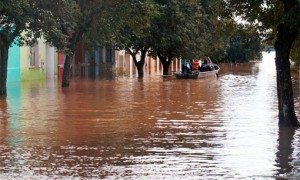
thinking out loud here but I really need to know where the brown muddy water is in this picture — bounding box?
[1,52,300,179]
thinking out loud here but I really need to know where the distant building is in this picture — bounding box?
[114,50,181,77]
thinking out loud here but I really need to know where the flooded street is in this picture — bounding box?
[2,52,300,179]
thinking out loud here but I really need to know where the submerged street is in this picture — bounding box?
[1,52,300,179]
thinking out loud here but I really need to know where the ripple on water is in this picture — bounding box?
[1,54,300,179]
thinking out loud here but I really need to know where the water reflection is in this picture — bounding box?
[1,52,300,179]
[276,127,296,176]
[0,97,8,152]
[209,52,279,178]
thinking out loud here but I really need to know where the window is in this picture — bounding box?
[29,42,39,67]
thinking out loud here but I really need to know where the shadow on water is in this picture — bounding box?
[276,127,296,177]
[276,126,300,179]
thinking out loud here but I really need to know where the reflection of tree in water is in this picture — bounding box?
[218,63,259,76]
[287,128,300,178]
[0,98,8,148]
[276,127,296,177]
[0,83,24,175]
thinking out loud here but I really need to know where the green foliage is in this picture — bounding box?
[35,0,80,54]
[0,0,31,45]
[225,0,300,47]
[79,0,123,50]
[199,0,233,60]
[84,0,239,66]
[77,0,152,53]
[113,0,158,51]
[104,0,228,62]
[149,0,208,60]
[0,0,79,50]
[221,24,262,62]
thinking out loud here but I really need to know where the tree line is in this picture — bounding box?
[0,0,260,86]
[1,0,300,126]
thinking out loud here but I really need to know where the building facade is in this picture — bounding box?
[114,50,181,77]
[7,38,58,83]
[7,41,181,82]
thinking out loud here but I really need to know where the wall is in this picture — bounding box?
[20,38,46,81]
[7,38,59,82]
[114,50,181,77]
[7,44,21,82]
[46,43,55,78]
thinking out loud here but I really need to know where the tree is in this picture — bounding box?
[223,24,262,62]
[126,46,149,78]
[226,0,300,126]
[34,0,79,88]
[199,0,234,62]
[60,0,131,86]
[0,0,32,96]
[106,0,229,77]
[149,0,208,75]
[59,0,95,87]
[112,0,157,78]
[0,0,77,96]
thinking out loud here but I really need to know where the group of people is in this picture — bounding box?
[181,57,213,75]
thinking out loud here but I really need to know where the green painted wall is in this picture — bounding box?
[20,39,46,81]
[21,69,46,81]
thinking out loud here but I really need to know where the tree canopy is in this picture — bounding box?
[222,24,262,62]
[149,0,205,58]
[0,0,78,47]
[149,0,206,74]
[0,0,79,96]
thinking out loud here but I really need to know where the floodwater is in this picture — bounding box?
[1,52,300,179]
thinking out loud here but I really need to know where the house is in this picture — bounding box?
[7,38,58,83]
[114,50,181,77]
[7,39,180,83]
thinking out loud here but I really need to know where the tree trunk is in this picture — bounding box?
[127,47,147,78]
[275,23,299,127]
[159,55,172,75]
[0,38,9,97]
[61,54,73,87]
[162,62,170,75]
[130,54,144,78]
[136,62,144,78]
